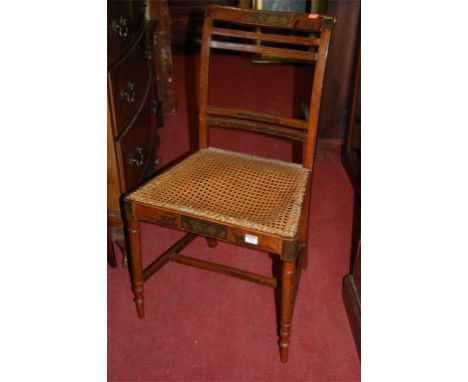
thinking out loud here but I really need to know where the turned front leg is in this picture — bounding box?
[127,220,145,318]
[279,260,296,363]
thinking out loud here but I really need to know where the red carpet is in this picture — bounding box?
[108,51,360,381]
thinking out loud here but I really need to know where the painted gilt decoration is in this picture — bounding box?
[181,216,228,240]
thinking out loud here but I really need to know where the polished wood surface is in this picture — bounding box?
[128,221,145,318]
[107,0,146,64]
[173,253,278,288]
[210,26,321,46]
[210,40,318,61]
[318,0,360,141]
[128,203,289,256]
[279,260,296,363]
[119,95,158,191]
[341,9,361,358]
[207,105,309,130]
[205,115,307,142]
[123,5,335,362]
[107,0,163,267]
[108,34,152,136]
[148,0,177,114]
[343,237,360,357]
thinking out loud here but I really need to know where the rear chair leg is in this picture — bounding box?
[206,238,218,248]
[115,237,128,268]
[279,260,296,363]
[107,234,117,268]
[127,220,145,318]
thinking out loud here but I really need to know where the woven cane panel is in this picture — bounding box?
[127,148,310,238]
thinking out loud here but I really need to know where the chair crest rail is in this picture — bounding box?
[207,5,335,32]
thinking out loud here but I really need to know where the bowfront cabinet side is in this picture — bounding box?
[107,0,163,267]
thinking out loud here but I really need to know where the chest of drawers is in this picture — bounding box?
[107,0,162,267]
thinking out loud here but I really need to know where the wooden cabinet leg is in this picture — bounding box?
[107,235,117,268]
[279,260,296,363]
[127,220,145,319]
[115,238,128,268]
[206,238,217,248]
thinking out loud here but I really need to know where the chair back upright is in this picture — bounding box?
[198,5,335,169]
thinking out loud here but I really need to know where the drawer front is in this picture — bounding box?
[108,35,152,137]
[107,0,146,64]
[119,95,158,192]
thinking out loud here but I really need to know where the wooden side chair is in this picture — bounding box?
[123,5,335,363]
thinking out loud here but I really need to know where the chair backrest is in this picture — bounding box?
[198,5,335,169]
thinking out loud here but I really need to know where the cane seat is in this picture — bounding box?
[127,147,310,238]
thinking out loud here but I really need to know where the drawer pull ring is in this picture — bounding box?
[144,45,153,60]
[119,81,135,103]
[111,16,128,38]
[129,146,144,168]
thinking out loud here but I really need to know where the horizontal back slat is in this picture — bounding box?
[198,5,336,167]
[211,27,321,47]
[207,106,309,131]
[206,115,307,142]
[210,40,317,61]
[208,5,334,32]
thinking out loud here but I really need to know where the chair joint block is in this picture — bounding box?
[280,239,300,262]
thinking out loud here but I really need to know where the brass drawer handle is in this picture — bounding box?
[144,45,152,60]
[129,146,144,167]
[119,81,135,103]
[111,16,128,38]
